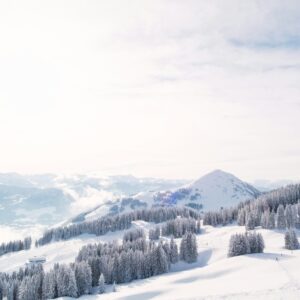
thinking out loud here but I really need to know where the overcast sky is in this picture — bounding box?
[0,0,300,181]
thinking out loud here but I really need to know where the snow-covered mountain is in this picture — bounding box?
[75,170,261,223]
[0,170,261,226]
[181,169,261,210]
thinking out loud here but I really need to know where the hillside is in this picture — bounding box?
[0,222,299,299]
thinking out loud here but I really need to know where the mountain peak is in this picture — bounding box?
[192,169,237,186]
[184,169,260,210]
[203,169,233,177]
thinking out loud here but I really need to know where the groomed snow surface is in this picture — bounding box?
[1,223,300,299]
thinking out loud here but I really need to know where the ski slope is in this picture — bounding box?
[1,222,300,299]
[72,226,300,300]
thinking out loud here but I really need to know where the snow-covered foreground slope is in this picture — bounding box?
[69,226,300,300]
[1,222,300,299]
[0,221,153,273]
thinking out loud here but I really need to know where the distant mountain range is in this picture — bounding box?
[75,170,261,223]
[252,179,296,192]
[1,170,290,227]
[0,173,187,226]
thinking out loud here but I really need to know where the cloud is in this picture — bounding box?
[0,0,299,181]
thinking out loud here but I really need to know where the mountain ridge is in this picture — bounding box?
[78,169,261,223]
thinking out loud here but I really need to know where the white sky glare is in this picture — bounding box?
[0,0,300,181]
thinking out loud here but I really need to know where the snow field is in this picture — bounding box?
[1,222,300,299]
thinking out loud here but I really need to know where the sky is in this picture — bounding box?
[0,0,300,181]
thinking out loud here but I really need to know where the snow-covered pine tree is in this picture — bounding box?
[74,261,92,296]
[255,233,265,253]
[98,273,105,294]
[268,211,276,229]
[112,281,117,292]
[18,277,31,300]
[228,233,250,257]
[285,229,300,250]
[237,209,246,226]
[276,204,286,229]
[196,219,201,233]
[42,270,57,299]
[245,211,256,230]
[57,264,78,298]
[246,232,257,253]
[261,211,269,229]
[285,205,295,228]
[153,244,169,275]
[170,236,179,264]
[180,232,198,263]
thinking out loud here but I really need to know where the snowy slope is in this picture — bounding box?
[1,222,300,299]
[82,226,300,300]
[0,220,153,273]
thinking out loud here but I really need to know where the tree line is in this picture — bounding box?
[0,237,32,257]
[204,184,300,231]
[36,206,200,246]
[149,217,201,240]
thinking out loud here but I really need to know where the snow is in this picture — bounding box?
[69,226,300,299]
[2,221,300,299]
[0,220,151,273]
[183,169,260,210]
[0,230,123,273]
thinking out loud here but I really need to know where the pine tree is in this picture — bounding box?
[196,219,201,233]
[19,277,30,300]
[237,209,246,226]
[245,212,256,230]
[153,244,169,275]
[255,233,265,253]
[268,211,276,229]
[57,264,78,298]
[65,267,78,298]
[112,281,117,292]
[285,205,295,228]
[98,273,105,294]
[228,233,250,257]
[42,270,56,299]
[276,205,286,229]
[261,211,269,229]
[180,232,197,263]
[247,232,257,253]
[75,261,92,296]
[170,236,179,264]
[285,229,299,250]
